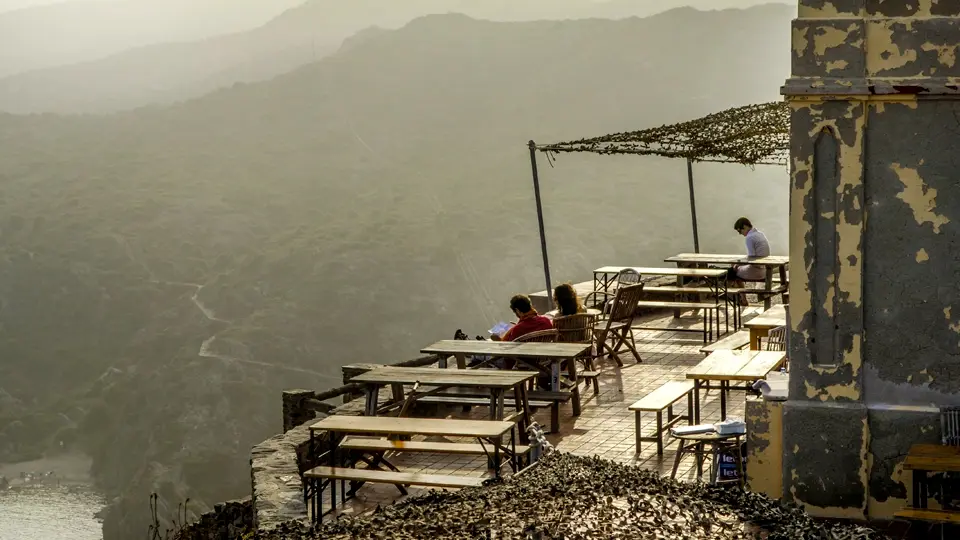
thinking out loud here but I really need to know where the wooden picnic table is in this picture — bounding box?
[686,350,787,423]
[307,415,518,521]
[421,340,591,425]
[349,366,535,430]
[744,304,787,350]
[594,266,728,338]
[901,443,960,514]
[666,253,789,310]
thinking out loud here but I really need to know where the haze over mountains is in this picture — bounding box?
[0,3,794,539]
[0,0,791,114]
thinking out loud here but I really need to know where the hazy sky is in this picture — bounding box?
[0,0,786,15]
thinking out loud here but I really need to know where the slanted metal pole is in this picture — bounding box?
[528,141,553,309]
[686,158,701,253]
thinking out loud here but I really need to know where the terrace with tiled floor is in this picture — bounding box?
[316,303,775,520]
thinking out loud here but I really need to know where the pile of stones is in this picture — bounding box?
[261,453,887,539]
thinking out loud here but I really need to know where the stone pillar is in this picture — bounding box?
[281,389,316,433]
[782,0,959,519]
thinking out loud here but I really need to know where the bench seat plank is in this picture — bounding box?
[629,381,695,411]
[894,508,960,523]
[636,301,720,310]
[700,330,752,354]
[304,466,483,488]
[340,436,530,456]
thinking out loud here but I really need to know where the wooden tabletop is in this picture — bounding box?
[594,266,726,278]
[309,415,515,439]
[904,443,960,472]
[744,305,788,329]
[349,366,536,388]
[421,340,591,359]
[666,253,790,266]
[686,350,787,381]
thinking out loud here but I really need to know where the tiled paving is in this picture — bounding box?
[315,303,777,520]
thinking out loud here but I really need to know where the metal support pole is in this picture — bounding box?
[686,158,700,253]
[528,141,553,309]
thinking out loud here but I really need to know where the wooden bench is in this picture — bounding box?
[633,301,722,342]
[894,508,960,524]
[700,330,752,356]
[340,436,531,467]
[579,369,600,395]
[628,381,695,455]
[304,466,483,490]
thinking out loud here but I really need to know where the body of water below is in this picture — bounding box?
[0,485,104,540]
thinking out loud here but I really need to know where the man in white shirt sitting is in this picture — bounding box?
[731,217,770,281]
[724,217,771,306]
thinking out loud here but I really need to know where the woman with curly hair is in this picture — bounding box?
[553,283,585,317]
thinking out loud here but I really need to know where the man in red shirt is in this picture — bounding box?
[492,294,553,342]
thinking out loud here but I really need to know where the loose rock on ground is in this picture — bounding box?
[258,453,887,540]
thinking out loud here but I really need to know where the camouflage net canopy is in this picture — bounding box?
[263,453,885,540]
[539,101,790,166]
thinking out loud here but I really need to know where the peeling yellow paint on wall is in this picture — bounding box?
[799,2,862,18]
[814,25,857,57]
[826,60,849,72]
[866,453,908,520]
[866,21,919,75]
[943,306,960,333]
[916,248,930,263]
[892,163,951,233]
[793,26,809,58]
[789,418,869,520]
[921,41,959,68]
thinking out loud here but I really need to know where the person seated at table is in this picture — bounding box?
[491,294,553,341]
[726,217,771,306]
[553,283,585,317]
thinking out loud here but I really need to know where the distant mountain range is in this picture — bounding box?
[0,0,306,77]
[0,0,792,114]
[0,5,794,539]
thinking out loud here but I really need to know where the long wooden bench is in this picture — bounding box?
[699,330,752,356]
[304,466,483,489]
[628,381,695,456]
[633,300,722,342]
[340,436,530,462]
[894,508,960,524]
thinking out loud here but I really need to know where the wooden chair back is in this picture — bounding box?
[617,268,641,287]
[553,313,595,344]
[765,325,787,352]
[514,329,559,343]
[608,283,645,324]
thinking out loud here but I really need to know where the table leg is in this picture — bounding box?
[693,379,702,424]
[455,353,467,369]
[566,358,582,417]
[912,469,928,508]
[551,362,561,392]
[363,385,378,416]
[518,385,531,444]
[750,329,761,350]
[720,380,727,421]
[764,271,773,310]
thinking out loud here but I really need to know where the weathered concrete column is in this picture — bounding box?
[782,0,960,520]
